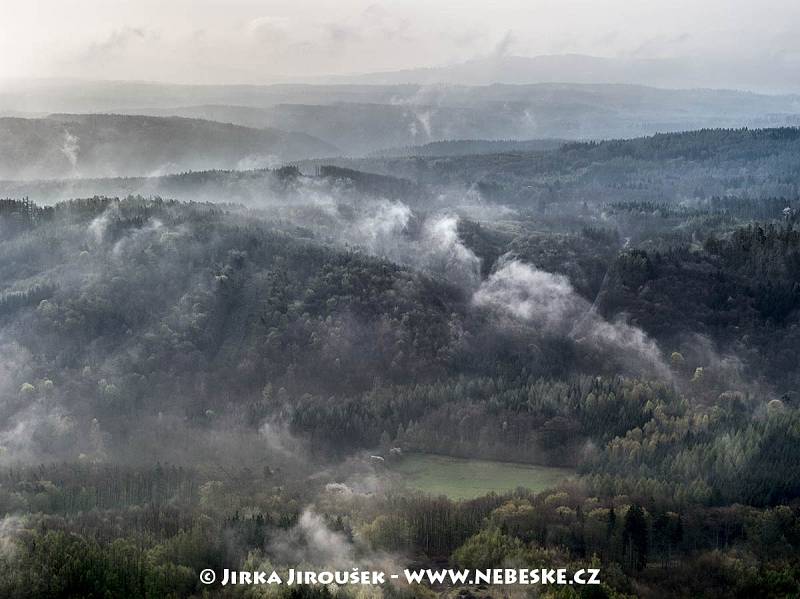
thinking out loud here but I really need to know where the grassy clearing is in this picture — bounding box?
[391,453,574,500]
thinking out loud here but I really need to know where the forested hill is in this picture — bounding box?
[304,126,800,204]
[560,126,800,161]
[0,196,462,461]
[3,179,800,595]
[368,138,567,158]
[2,193,800,467]
[0,114,338,180]
[6,126,800,208]
[0,164,427,207]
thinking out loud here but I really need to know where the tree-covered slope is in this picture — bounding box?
[0,114,338,179]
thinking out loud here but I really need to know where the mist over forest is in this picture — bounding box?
[4,7,800,595]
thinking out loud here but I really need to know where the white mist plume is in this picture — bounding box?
[473,260,575,329]
[258,419,305,458]
[0,515,25,558]
[270,509,354,569]
[0,405,74,461]
[88,208,185,260]
[278,182,479,286]
[235,154,282,171]
[268,504,403,582]
[110,218,170,259]
[388,85,445,141]
[88,208,115,243]
[474,259,670,378]
[419,214,481,287]
[145,163,180,178]
[350,200,412,254]
[434,185,517,221]
[414,109,433,139]
[61,130,80,170]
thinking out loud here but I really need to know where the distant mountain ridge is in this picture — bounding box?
[327,54,682,86]
[322,53,800,93]
[108,86,800,155]
[3,79,800,159]
[0,113,338,179]
[367,138,567,158]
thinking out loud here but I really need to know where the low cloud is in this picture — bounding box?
[418,214,481,287]
[60,130,80,170]
[473,258,670,379]
[490,30,515,59]
[269,509,354,569]
[0,515,26,558]
[83,27,151,58]
[259,420,306,458]
[247,16,291,43]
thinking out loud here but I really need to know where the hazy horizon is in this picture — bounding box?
[3,0,800,93]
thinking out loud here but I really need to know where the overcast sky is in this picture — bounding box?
[3,0,800,90]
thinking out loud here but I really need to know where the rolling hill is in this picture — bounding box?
[0,113,338,179]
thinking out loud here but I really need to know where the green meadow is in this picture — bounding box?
[392,453,574,500]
